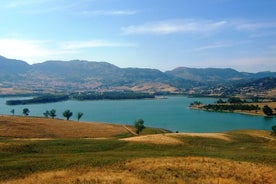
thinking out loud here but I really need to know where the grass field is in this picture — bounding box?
[0,116,276,183]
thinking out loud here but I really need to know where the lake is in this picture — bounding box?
[0,96,275,132]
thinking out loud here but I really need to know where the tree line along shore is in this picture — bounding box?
[190,97,276,117]
[5,91,155,105]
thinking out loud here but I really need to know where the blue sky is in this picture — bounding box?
[1,0,276,72]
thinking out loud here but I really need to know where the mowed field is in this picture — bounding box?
[0,115,133,138]
[0,116,276,184]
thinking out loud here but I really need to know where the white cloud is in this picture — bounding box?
[0,39,55,58]
[192,40,249,52]
[0,38,134,63]
[81,10,138,16]
[192,42,230,51]
[235,22,276,31]
[61,40,135,49]
[2,0,53,8]
[121,19,227,35]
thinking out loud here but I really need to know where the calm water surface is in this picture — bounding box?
[0,96,275,132]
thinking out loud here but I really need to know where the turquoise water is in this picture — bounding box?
[0,96,275,132]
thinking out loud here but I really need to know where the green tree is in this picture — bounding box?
[228,97,242,104]
[43,110,50,118]
[10,109,15,116]
[134,119,145,135]
[77,112,84,121]
[63,109,73,120]
[49,109,57,119]
[262,105,273,116]
[22,108,30,116]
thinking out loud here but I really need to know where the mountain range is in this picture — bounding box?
[0,55,276,97]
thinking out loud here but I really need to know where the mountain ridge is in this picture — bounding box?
[0,55,276,96]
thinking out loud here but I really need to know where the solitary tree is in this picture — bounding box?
[263,105,273,116]
[63,109,73,120]
[134,119,145,135]
[10,109,15,116]
[49,109,57,119]
[77,112,84,121]
[43,110,50,118]
[22,108,30,116]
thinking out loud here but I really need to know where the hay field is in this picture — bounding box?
[0,115,131,138]
[0,116,275,183]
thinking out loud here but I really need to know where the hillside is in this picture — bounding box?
[165,67,247,82]
[0,55,276,96]
[166,67,276,82]
[0,115,131,138]
[0,116,275,183]
[0,56,30,82]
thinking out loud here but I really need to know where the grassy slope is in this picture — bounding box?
[0,116,276,183]
[0,115,132,138]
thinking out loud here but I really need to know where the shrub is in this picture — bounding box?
[262,105,273,116]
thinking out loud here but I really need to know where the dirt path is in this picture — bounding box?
[122,125,138,136]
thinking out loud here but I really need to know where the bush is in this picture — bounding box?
[263,105,273,116]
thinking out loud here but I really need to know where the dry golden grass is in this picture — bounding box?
[0,115,129,138]
[230,129,275,140]
[122,132,231,145]
[1,116,275,184]
[130,82,178,93]
[3,157,275,184]
[0,87,32,94]
[171,132,232,141]
[122,134,184,145]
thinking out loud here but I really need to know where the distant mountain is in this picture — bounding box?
[236,77,276,91]
[31,60,122,84]
[251,71,276,79]
[166,67,276,82]
[0,56,30,81]
[0,55,276,96]
[165,67,250,82]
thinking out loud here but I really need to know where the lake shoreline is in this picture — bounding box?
[190,104,276,118]
[1,96,275,132]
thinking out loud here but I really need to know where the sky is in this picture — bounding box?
[1,0,276,72]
